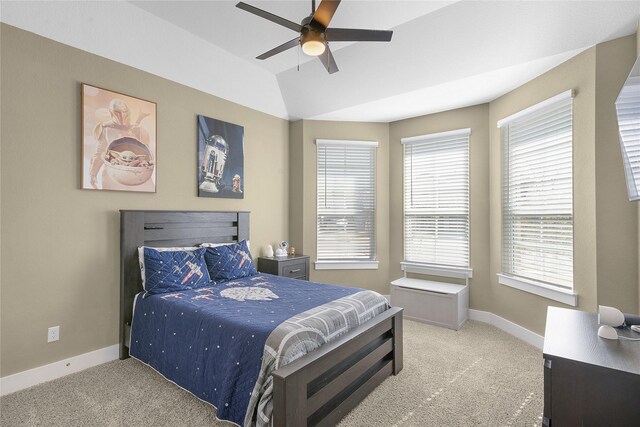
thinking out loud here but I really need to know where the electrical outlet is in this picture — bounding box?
[48,326,60,343]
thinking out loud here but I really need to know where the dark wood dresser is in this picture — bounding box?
[543,306,640,427]
[257,254,309,280]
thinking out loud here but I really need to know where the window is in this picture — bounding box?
[316,139,378,270]
[402,129,471,278]
[498,90,575,305]
[615,66,640,201]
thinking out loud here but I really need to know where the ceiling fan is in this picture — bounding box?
[236,0,393,74]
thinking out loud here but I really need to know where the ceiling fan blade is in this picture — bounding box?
[256,37,300,60]
[236,2,303,33]
[325,28,393,42]
[318,45,339,74]
[311,0,341,29]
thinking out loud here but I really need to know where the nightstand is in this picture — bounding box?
[257,254,309,280]
[543,307,640,426]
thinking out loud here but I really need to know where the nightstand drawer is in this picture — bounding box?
[257,255,310,280]
[281,261,307,279]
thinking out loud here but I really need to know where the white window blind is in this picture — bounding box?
[402,129,470,268]
[615,74,640,201]
[501,91,574,290]
[317,140,377,262]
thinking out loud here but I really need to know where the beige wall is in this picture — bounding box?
[637,21,640,314]
[389,105,491,312]
[289,120,304,253]
[0,24,290,376]
[488,36,639,335]
[289,120,390,295]
[489,48,598,335]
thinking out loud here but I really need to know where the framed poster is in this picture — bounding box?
[197,115,244,199]
[81,84,157,192]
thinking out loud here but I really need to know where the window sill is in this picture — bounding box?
[401,262,473,280]
[497,273,577,306]
[315,261,379,270]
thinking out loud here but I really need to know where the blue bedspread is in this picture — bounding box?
[130,274,361,426]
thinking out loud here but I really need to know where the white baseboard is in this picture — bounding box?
[468,309,544,349]
[0,344,119,396]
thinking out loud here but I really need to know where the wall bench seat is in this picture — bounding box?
[390,277,468,330]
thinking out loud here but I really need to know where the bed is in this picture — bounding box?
[120,210,403,427]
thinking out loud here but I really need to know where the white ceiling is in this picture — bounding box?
[2,1,640,122]
[131,1,457,75]
[131,0,640,122]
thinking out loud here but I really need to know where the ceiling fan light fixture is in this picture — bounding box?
[301,31,326,56]
[302,40,326,56]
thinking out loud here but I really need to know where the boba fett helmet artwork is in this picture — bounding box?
[197,115,244,199]
[199,135,229,193]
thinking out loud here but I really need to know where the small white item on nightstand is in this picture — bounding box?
[598,305,625,327]
[631,325,640,333]
[595,305,640,340]
[597,325,619,340]
[264,245,274,257]
[275,241,288,257]
[597,305,626,340]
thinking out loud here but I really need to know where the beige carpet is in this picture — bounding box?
[1,320,543,427]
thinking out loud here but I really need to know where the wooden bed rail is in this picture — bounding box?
[272,307,403,427]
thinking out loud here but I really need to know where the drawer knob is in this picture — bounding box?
[289,268,301,273]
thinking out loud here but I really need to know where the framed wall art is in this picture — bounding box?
[81,83,157,192]
[197,115,244,199]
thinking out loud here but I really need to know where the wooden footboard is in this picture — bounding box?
[272,307,403,427]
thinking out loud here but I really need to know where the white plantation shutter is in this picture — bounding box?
[402,129,470,268]
[500,91,574,289]
[616,74,640,201]
[317,140,377,261]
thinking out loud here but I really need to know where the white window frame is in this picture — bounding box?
[315,139,379,270]
[498,90,577,306]
[401,129,472,280]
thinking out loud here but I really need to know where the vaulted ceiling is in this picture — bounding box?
[2,1,640,122]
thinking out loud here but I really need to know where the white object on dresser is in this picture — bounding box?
[390,277,468,330]
[263,245,274,257]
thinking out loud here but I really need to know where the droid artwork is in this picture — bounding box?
[82,84,156,192]
[197,115,244,199]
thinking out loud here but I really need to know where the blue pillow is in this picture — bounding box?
[203,240,257,283]
[139,247,211,294]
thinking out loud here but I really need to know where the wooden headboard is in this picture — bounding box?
[119,210,250,359]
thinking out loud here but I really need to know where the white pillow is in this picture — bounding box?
[200,240,250,250]
[199,242,232,248]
